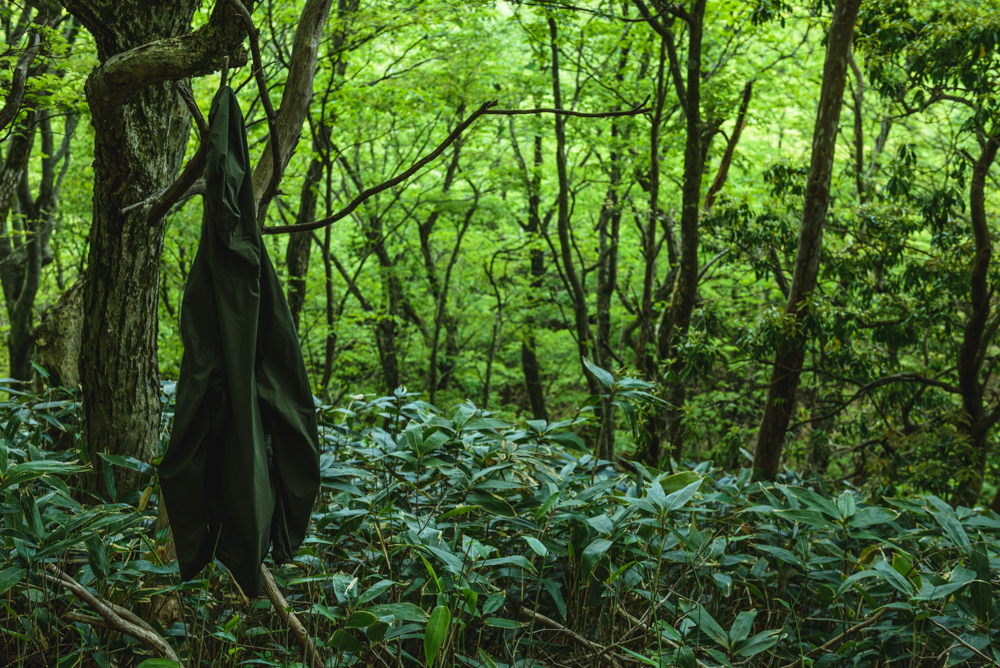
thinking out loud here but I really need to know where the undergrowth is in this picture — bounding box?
[1,378,1000,667]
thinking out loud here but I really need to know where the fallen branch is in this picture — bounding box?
[43,564,182,666]
[615,608,709,668]
[930,618,994,664]
[261,564,325,668]
[520,605,634,667]
[778,607,889,668]
[263,97,650,235]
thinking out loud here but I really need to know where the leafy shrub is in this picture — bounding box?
[1,383,1000,666]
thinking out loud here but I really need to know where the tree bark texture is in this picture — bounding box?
[61,0,253,495]
[752,0,863,480]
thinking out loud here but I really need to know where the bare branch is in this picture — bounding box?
[43,564,182,666]
[0,30,41,133]
[145,82,210,226]
[228,0,284,222]
[260,565,325,668]
[263,98,650,235]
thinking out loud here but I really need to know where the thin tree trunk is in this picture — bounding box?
[653,2,707,464]
[286,131,326,331]
[752,0,863,479]
[959,137,999,504]
[548,16,611,457]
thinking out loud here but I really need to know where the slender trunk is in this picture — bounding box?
[285,132,326,331]
[959,137,999,503]
[516,131,548,421]
[421,132,463,403]
[753,0,863,479]
[636,36,667,382]
[321,223,336,389]
[549,16,611,457]
[656,1,707,464]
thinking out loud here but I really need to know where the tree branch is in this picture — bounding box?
[43,564,181,666]
[263,98,650,235]
[145,82,210,226]
[261,565,325,668]
[0,30,41,133]
[78,9,248,110]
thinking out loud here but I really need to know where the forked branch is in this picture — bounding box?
[263,97,651,235]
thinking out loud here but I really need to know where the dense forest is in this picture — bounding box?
[3,0,1000,666]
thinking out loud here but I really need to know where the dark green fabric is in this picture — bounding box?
[159,86,320,597]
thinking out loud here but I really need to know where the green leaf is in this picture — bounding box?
[0,567,25,596]
[928,509,970,550]
[660,471,702,494]
[848,506,899,528]
[135,661,180,668]
[734,629,785,657]
[835,570,882,597]
[873,559,913,595]
[347,611,379,629]
[776,509,837,530]
[523,536,548,558]
[330,629,364,653]
[581,538,613,581]
[836,491,856,520]
[969,543,992,623]
[729,610,756,644]
[663,478,703,514]
[424,605,452,667]
[753,544,805,569]
[86,535,110,580]
[359,579,396,604]
[466,492,517,518]
[912,565,976,601]
[691,606,728,649]
[367,603,428,622]
[583,358,615,389]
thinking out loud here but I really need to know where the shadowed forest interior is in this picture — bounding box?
[4,0,1000,666]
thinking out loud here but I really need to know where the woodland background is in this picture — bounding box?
[2,0,1000,666]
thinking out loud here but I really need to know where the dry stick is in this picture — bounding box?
[520,606,634,668]
[43,564,182,666]
[615,608,710,668]
[260,564,325,668]
[930,618,995,664]
[777,607,890,668]
[262,97,651,236]
[229,0,284,218]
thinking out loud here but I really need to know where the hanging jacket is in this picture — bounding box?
[159,85,320,596]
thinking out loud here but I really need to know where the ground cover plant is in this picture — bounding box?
[4,381,1000,667]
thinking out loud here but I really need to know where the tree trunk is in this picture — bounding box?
[752,0,863,480]
[548,16,612,458]
[60,0,257,496]
[511,127,548,421]
[286,133,326,331]
[959,137,999,504]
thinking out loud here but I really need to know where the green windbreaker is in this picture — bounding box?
[159,86,320,596]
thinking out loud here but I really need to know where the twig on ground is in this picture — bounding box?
[778,607,889,668]
[261,564,325,668]
[520,605,635,667]
[43,563,182,666]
